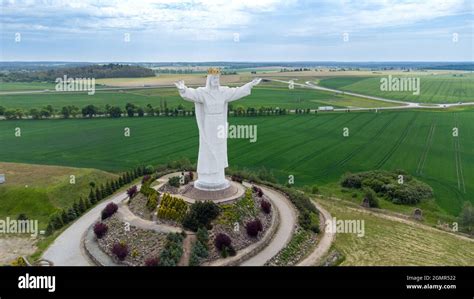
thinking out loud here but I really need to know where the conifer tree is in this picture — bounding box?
[95,187,103,201]
[89,188,96,204]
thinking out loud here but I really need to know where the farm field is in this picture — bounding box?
[0,83,395,110]
[0,82,56,91]
[0,162,117,229]
[319,197,474,266]
[318,73,474,104]
[0,110,472,217]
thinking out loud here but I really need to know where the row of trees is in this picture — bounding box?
[0,64,154,82]
[0,103,301,120]
[45,165,151,235]
[0,103,193,120]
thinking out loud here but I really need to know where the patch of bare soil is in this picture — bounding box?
[0,236,37,265]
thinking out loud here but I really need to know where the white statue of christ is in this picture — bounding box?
[175,68,261,191]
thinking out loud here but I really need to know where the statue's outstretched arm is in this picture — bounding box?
[226,78,262,102]
[175,80,202,103]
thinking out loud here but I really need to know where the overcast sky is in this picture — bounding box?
[0,0,472,62]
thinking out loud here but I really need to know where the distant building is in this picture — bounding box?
[0,174,5,184]
[318,106,334,111]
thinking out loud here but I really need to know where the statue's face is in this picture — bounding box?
[209,75,220,88]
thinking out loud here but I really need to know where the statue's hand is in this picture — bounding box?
[251,78,262,86]
[174,80,186,91]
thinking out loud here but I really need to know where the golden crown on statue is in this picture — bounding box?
[207,67,221,75]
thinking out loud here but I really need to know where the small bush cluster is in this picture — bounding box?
[159,233,184,266]
[168,176,181,188]
[146,193,159,211]
[246,219,263,237]
[93,222,108,239]
[298,211,320,233]
[157,193,188,222]
[111,242,129,261]
[189,228,209,266]
[252,185,264,197]
[101,202,118,220]
[11,257,27,267]
[231,174,243,183]
[341,170,433,205]
[144,257,159,266]
[363,187,379,208]
[260,200,271,214]
[127,185,138,198]
[182,201,220,231]
[214,233,236,258]
[143,165,155,175]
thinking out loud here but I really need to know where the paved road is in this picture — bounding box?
[240,184,297,266]
[42,188,135,266]
[268,78,474,111]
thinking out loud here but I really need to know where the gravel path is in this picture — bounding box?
[240,184,297,266]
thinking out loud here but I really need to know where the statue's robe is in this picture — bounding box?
[178,80,253,184]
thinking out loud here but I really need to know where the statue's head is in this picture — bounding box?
[206,68,220,90]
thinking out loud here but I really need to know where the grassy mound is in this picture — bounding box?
[0,162,117,229]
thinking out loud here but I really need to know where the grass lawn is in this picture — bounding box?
[0,162,117,229]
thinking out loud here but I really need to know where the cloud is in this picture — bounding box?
[0,0,286,36]
[285,0,469,36]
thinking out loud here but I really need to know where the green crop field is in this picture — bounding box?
[0,82,56,91]
[319,73,474,104]
[0,84,395,111]
[0,110,472,217]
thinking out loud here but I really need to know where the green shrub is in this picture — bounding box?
[159,233,184,266]
[363,187,380,208]
[196,227,209,245]
[311,185,319,194]
[168,176,181,188]
[144,165,155,175]
[340,170,433,205]
[146,193,158,211]
[299,211,319,233]
[182,201,220,232]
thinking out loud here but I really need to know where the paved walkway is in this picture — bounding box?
[42,186,138,266]
[297,200,335,266]
[240,184,297,266]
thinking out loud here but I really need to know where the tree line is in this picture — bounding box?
[0,103,316,120]
[0,64,155,83]
[45,165,153,235]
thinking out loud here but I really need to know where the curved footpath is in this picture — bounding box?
[42,179,299,266]
[297,200,335,266]
[240,184,297,266]
[42,186,140,266]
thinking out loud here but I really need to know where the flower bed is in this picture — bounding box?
[96,215,167,266]
[128,193,154,221]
